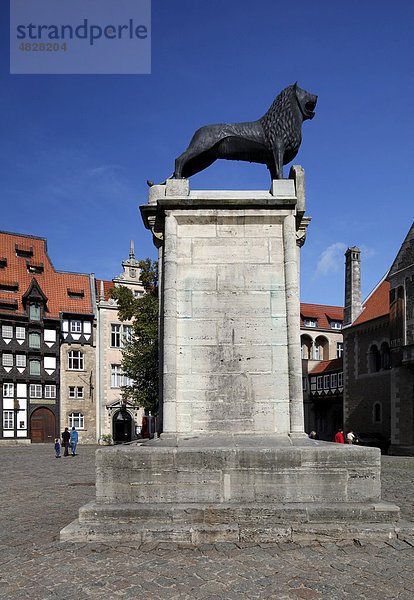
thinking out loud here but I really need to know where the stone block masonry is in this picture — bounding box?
[144,174,306,437]
[62,167,401,544]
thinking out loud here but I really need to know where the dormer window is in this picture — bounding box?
[67,288,84,299]
[70,320,82,333]
[29,304,41,321]
[0,281,18,292]
[0,257,7,269]
[15,243,33,258]
[27,261,44,274]
[330,320,342,330]
[303,318,317,328]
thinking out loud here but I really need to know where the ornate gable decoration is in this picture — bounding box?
[21,276,49,311]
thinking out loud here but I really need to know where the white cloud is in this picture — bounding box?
[313,242,347,279]
[359,244,376,260]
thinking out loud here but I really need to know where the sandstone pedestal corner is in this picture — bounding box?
[61,168,400,544]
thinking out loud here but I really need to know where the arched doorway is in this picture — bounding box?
[31,408,55,443]
[113,409,132,444]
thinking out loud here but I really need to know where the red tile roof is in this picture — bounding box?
[352,277,390,326]
[310,357,343,374]
[0,231,93,319]
[300,303,344,329]
[96,279,114,302]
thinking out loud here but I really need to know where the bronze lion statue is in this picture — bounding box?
[173,83,317,181]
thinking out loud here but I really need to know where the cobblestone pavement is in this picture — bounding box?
[0,446,413,599]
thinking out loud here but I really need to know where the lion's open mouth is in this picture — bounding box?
[305,99,317,118]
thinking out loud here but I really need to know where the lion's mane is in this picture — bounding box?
[259,85,301,152]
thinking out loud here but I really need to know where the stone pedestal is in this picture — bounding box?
[61,167,400,544]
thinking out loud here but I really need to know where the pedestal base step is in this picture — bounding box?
[61,500,400,544]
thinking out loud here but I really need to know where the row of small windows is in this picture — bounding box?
[2,383,84,400]
[302,318,342,330]
[111,324,132,348]
[2,350,85,371]
[313,372,344,391]
[2,411,86,430]
[3,383,57,398]
[368,343,390,372]
[1,326,57,344]
[2,354,56,373]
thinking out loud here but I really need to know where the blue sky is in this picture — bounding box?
[1,0,413,306]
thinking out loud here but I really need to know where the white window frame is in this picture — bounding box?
[68,350,84,370]
[338,372,343,387]
[15,354,26,368]
[2,353,13,367]
[323,375,330,389]
[69,386,84,399]
[2,325,13,339]
[111,324,121,348]
[68,412,84,429]
[331,373,337,388]
[317,376,323,391]
[330,321,342,330]
[3,383,14,397]
[29,384,42,398]
[111,364,122,388]
[337,342,343,358]
[16,327,25,340]
[303,318,317,328]
[44,385,56,399]
[70,320,82,333]
[3,410,14,429]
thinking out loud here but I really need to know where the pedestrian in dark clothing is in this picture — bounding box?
[62,427,70,456]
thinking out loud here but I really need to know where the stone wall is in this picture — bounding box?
[343,317,391,438]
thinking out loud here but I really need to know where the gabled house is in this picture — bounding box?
[95,242,145,444]
[0,231,95,444]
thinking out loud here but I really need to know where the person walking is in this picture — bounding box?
[54,438,61,458]
[70,427,78,456]
[334,429,345,443]
[346,430,356,444]
[62,427,70,456]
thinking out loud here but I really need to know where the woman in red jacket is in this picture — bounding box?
[334,429,345,443]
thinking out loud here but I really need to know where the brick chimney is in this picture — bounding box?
[344,246,361,325]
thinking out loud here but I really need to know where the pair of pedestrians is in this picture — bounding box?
[56,427,78,457]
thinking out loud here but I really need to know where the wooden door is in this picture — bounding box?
[30,408,55,443]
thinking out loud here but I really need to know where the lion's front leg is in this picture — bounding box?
[271,144,284,180]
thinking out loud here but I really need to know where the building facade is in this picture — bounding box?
[0,231,95,444]
[343,224,414,454]
[300,303,344,436]
[96,242,145,444]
